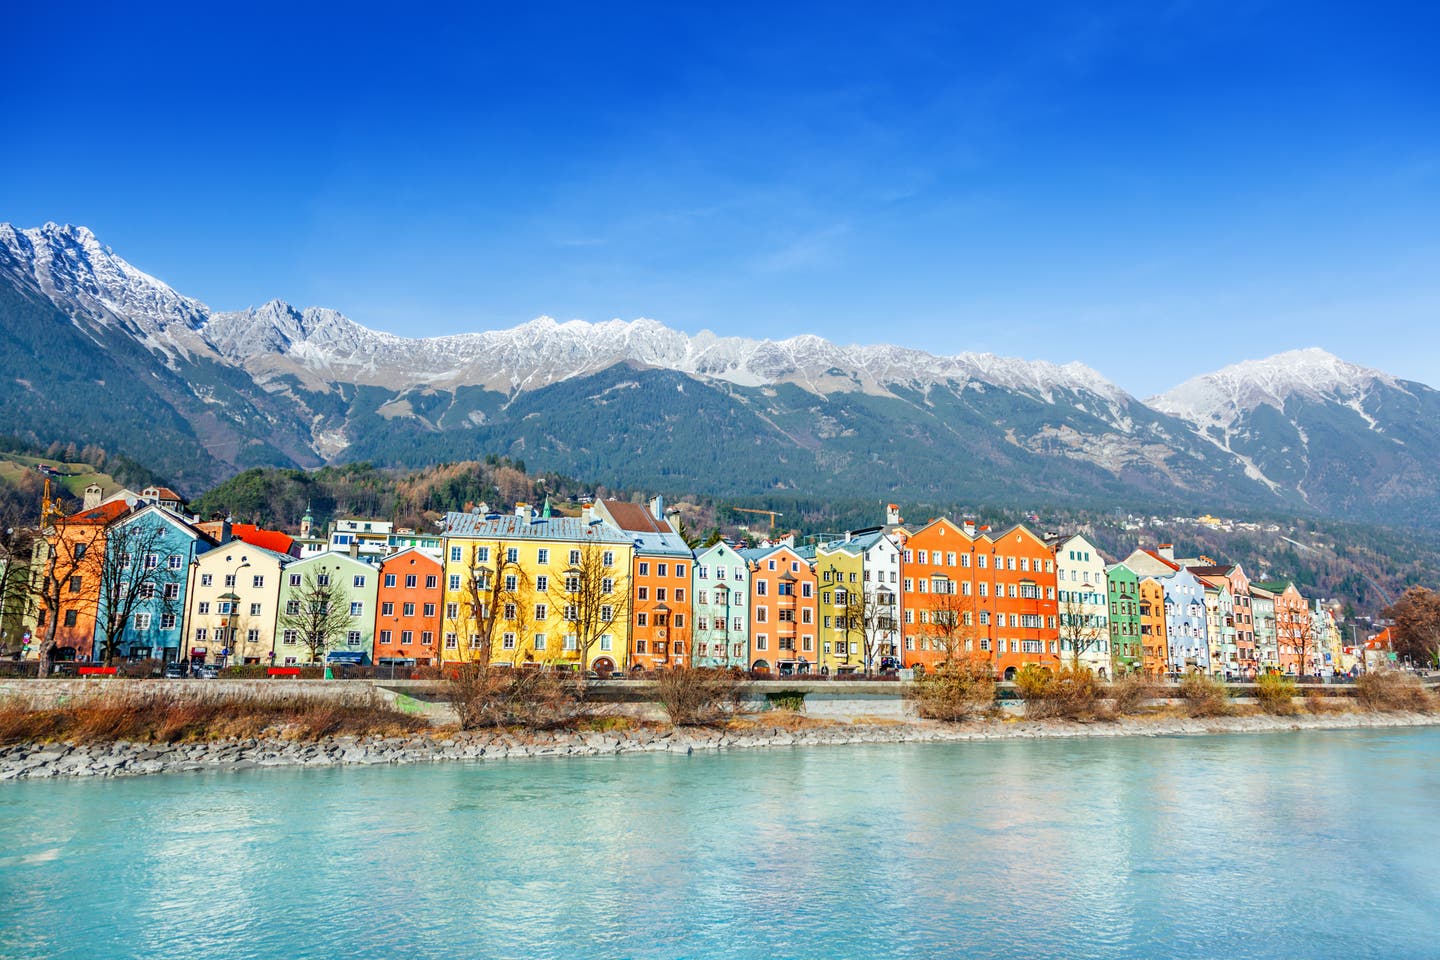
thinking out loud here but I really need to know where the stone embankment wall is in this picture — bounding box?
[2,711,1436,781]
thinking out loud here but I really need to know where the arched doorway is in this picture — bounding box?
[751,659,770,671]
[593,657,615,677]
[1003,666,1017,681]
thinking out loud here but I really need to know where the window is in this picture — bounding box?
[756,581,768,596]
[289,574,301,587]
[249,628,262,643]
[506,548,519,563]
[423,602,436,618]
[350,602,364,617]
[194,628,208,641]
[421,631,434,645]
[475,548,489,564]
[380,629,393,644]
[535,575,549,592]
[449,575,461,590]
[283,630,299,644]
[224,574,236,588]
[160,613,176,629]
[534,603,548,621]
[756,635,768,650]
[316,573,331,587]
[68,575,82,593]
[533,633,547,651]
[399,630,412,645]
[450,546,462,562]
[252,575,265,588]
[135,612,152,630]
[139,583,155,600]
[168,554,184,570]
[656,588,667,602]
[198,602,211,615]
[600,634,613,651]
[250,603,262,616]
[639,562,650,576]
[599,577,612,593]
[217,601,232,615]
[200,573,213,587]
[637,586,649,601]
[403,602,416,617]
[425,574,438,589]
[600,604,614,621]
[502,632,516,650]
[637,613,648,626]
[354,575,367,588]
[602,551,614,566]
[675,563,686,578]
[384,573,397,588]
[162,583,180,600]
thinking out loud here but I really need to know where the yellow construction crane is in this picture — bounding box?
[732,507,784,530]
[40,478,66,528]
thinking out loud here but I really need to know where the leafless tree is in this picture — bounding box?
[922,590,981,666]
[1385,586,1440,669]
[95,518,183,665]
[33,511,110,675]
[548,540,630,674]
[0,508,36,656]
[277,570,352,663]
[445,540,529,668]
[1058,591,1106,670]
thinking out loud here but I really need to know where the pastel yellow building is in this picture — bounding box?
[441,509,635,672]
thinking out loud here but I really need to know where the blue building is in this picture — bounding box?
[94,504,215,663]
[1160,567,1210,674]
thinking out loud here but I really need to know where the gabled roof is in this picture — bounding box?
[381,546,443,569]
[197,541,295,567]
[112,502,216,544]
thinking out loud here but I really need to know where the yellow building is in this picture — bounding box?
[810,529,903,675]
[441,508,635,672]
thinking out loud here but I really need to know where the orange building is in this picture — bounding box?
[36,500,130,662]
[1138,577,1169,677]
[899,518,1059,678]
[741,545,817,674]
[594,498,694,672]
[375,548,443,665]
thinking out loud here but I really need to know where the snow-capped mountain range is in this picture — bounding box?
[2,221,1437,525]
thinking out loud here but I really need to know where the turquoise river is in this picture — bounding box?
[2,728,1438,959]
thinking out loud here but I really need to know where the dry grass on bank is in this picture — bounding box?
[1354,671,1434,712]
[0,690,426,746]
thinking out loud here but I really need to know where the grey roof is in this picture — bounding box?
[444,512,636,545]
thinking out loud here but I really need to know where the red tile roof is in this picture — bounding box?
[228,524,295,554]
[64,501,131,525]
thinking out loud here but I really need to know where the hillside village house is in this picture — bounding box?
[277,552,379,664]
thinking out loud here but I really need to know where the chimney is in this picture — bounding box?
[83,483,102,510]
[962,518,977,537]
[844,530,853,543]
[1158,543,1175,562]
[515,502,529,518]
[649,495,665,520]
[220,518,232,544]
[349,540,359,559]
[886,503,901,525]
[582,505,595,524]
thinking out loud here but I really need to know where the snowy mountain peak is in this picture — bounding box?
[1149,347,1402,427]
[0,221,210,352]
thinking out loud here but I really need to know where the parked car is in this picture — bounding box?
[193,664,221,679]
[163,662,187,679]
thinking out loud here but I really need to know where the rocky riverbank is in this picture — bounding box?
[3,710,1437,781]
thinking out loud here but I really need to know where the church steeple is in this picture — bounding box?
[300,501,314,539]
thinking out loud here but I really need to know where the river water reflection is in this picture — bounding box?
[2,727,1438,959]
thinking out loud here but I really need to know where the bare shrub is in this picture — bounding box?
[909,657,995,721]
[1355,671,1433,712]
[1017,664,1104,720]
[1107,674,1158,715]
[447,665,583,730]
[1303,688,1343,714]
[1178,673,1230,717]
[1255,674,1299,715]
[654,667,744,726]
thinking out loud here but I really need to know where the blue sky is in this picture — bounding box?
[4,1,1437,396]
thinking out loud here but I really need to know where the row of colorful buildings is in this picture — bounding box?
[13,484,1355,678]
